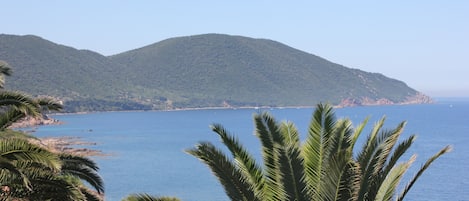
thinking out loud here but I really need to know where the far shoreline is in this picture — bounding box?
[51,101,436,116]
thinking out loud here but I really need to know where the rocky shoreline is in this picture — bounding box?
[35,136,106,157]
[336,93,433,108]
[9,116,105,157]
[9,115,63,129]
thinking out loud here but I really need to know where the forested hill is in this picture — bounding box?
[0,34,151,112]
[0,33,431,112]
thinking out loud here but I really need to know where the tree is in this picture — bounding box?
[187,103,450,201]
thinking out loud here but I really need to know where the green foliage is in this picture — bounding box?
[1,34,423,112]
[0,136,105,201]
[64,99,152,113]
[187,103,450,201]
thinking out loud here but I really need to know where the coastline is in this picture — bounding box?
[10,117,105,157]
[58,103,432,115]
[35,136,106,157]
[9,115,63,129]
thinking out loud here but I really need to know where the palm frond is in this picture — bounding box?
[211,124,265,196]
[397,145,452,201]
[337,160,361,201]
[60,154,104,194]
[253,112,284,200]
[356,117,388,200]
[374,121,407,176]
[383,135,416,176]
[330,119,354,158]
[26,177,87,201]
[320,152,351,201]
[278,121,310,201]
[186,142,258,201]
[356,117,386,172]
[0,138,61,171]
[302,103,336,198]
[0,109,27,130]
[375,155,416,201]
[0,91,40,116]
[349,117,369,156]
[362,121,407,200]
[0,160,31,190]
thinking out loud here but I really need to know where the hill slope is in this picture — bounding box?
[0,34,152,111]
[110,34,430,108]
[0,33,431,112]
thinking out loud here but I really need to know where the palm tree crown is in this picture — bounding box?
[187,103,450,201]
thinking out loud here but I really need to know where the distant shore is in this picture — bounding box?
[9,116,63,129]
[24,100,436,118]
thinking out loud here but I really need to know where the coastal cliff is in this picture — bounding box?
[338,93,433,107]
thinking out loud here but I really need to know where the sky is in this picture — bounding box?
[2,1,468,97]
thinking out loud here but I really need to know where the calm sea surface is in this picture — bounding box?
[33,99,469,201]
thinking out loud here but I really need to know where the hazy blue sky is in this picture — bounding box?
[3,1,468,97]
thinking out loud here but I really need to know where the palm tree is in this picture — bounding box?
[187,103,450,201]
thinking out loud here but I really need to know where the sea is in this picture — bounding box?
[31,98,469,201]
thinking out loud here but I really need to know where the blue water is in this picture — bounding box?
[33,99,469,201]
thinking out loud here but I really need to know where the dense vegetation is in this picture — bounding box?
[0,34,427,112]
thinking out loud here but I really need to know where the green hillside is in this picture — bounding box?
[0,34,153,112]
[0,33,430,112]
[110,34,426,108]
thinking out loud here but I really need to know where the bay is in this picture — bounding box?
[33,99,469,201]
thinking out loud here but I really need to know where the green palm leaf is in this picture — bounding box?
[211,124,265,198]
[397,145,452,201]
[253,112,285,201]
[0,138,61,172]
[186,142,258,201]
[277,121,310,201]
[375,155,415,201]
[302,103,336,199]
[60,154,104,194]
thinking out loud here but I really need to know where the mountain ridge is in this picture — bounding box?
[0,33,431,112]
